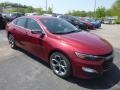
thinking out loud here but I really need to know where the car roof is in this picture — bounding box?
[21,15,57,20]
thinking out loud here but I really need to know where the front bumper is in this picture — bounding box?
[94,24,101,28]
[71,57,113,79]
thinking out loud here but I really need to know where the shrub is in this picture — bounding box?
[115,19,120,24]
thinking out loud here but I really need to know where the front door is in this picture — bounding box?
[24,18,45,59]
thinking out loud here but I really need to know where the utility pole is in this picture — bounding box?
[46,0,48,13]
[94,0,96,17]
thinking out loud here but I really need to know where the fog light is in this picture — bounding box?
[82,67,98,73]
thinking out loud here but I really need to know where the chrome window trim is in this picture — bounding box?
[11,17,46,35]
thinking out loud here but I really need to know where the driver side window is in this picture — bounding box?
[26,18,42,31]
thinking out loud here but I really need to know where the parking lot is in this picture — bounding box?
[0,24,120,90]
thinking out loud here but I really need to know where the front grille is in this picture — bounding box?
[98,52,113,57]
[103,58,113,71]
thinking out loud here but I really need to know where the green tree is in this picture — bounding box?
[86,11,94,17]
[67,10,87,17]
[105,9,113,16]
[95,7,105,18]
[80,11,87,17]
[8,8,17,12]
[35,8,44,15]
[111,0,120,17]
[47,7,53,14]
[24,6,34,13]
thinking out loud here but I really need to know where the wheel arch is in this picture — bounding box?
[7,32,12,38]
[48,49,70,62]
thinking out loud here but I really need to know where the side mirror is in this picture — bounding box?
[31,30,45,37]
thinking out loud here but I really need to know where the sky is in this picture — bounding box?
[0,0,116,14]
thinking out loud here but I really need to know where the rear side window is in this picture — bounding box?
[16,18,27,27]
[13,19,17,25]
[26,18,42,31]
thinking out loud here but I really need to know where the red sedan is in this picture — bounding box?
[6,16,114,79]
[80,18,95,30]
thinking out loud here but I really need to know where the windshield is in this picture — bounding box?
[40,18,80,34]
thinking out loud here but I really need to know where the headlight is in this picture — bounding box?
[75,52,103,60]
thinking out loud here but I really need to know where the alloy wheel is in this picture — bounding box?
[50,52,71,77]
[8,35,16,48]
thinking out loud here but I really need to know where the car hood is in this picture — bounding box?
[59,31,112,50]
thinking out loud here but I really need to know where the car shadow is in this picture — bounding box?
[16,47,120,89]
[65,64,120,89]
[98,27,102,29]
[16,47,50,68]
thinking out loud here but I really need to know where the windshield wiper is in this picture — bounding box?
[52,32,67,34]
[67,30,80,34]
[52,30,80,35]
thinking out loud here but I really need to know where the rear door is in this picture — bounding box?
[12,17,27,48]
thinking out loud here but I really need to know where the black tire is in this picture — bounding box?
[8,34,16,49]
[50,52,71,78]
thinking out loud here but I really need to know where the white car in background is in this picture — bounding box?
[42,14,53,17]
[25,12,38,16]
